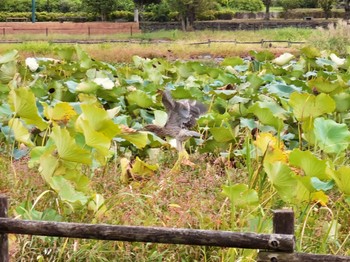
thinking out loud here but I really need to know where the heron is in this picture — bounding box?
[145,90,207,168]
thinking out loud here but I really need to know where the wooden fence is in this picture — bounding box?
[0,195,349,261]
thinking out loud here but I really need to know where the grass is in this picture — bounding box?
[0,28,312,62]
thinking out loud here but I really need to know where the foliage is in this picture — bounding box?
[0,12,97,22]
[277,0,302,12]
[3,42,350,259]
[311,20,350,55]
[82,0,117,21]
[319,0,335,19]
[228,0,264,12]
[167,0,217,30]
[0,0,82,12]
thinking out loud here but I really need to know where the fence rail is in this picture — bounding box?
[1,195,349,261]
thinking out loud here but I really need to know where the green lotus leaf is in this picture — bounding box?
[78,119,111,157]
[0,50,18,64]
[301,46,321,59]
[50,126,92,164]
[8,87,48,130]
[210,126,236,142]
[265,83,301,98]
[289,92,335,121]
[264,161,297,202]
[249,50,275,62]
[8,118,34,147]
[49,176,88,205]
[308,77,339,93]
[0,61,17,84]
[77,103,121,139]
[55,46,75,61]
[75,45,93,69]
[249,103,284,130]
[76,81,100,93]
[314,117,350,154]
[222,184,259,208]
[310,177,334,192]
[332,92,350,113]
[289,149,329,180]
[153,110,168,127]
[118,131,149,149]
[126,90,153,108]
[328,166,350,195]
[37,151,59,183]
[221,57,245,66]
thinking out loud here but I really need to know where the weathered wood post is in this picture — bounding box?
[257,209,295,262]
[0,195,9,262]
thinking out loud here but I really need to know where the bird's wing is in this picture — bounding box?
[162,90,175,112]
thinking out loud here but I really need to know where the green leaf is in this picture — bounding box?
[333,92,350,112]
[8,118,34,146]
[289,149,329,180]
[210,126,236,142]
[118,132,148,149]
[222,184,259,208]
[289,92,335,121]
[50,126,92,164]
[310,177,334,191]
[264,162,297,202]
[328,166,350,195]
[308,77,338,93]
[314,117,350,154]
[0,61,17,84]
[49,176,88,205]
[249,103,284,130]
[77,103,121,140]
[131,157,158,176]
[126,90,153,108]
[0,50,18,64]
[8,87,48,130]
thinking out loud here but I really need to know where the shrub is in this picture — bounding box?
[229,0,264,12]
[216,9,235,20]
[110,11,134,22]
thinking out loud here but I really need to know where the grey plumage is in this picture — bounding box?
[145,90,207,151]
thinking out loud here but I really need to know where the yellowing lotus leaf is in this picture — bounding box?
[8,87,48,130]
[9,118,34,147]
[42,102,77,123]
[50,126,91,164]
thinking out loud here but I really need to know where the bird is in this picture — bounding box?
[145,90,207,167]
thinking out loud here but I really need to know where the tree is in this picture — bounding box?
[319,0,335,19]
[262,0,272,20]
[82,0,116,21]
[133,0,160,22]
[167,0,215,31]
[343,0,350,19]
[277,0,302,19]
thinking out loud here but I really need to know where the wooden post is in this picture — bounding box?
[0,195,8,262]
[2,28,5,36]
[46,28,48,37]
[257,209,295,262]
[88,26,90,37]
[273,209,294,235]
[130,26,133,37]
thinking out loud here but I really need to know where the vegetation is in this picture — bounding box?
[1,23,350,259]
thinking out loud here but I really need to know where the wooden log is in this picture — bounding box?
[0,196,8,262]
[257,251,350,262]
[0,218,294,251]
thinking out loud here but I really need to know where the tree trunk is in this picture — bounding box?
[345,0,350,20]
[264,0,271,20]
